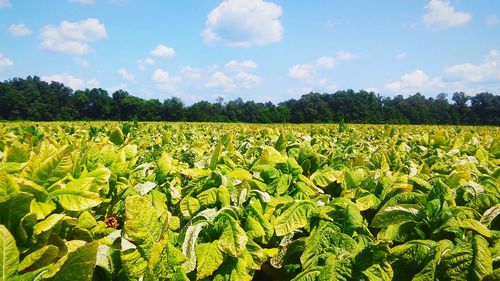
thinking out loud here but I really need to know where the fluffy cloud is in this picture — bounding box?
[150,44,175,58]
[225,60,257,70]
[8,24,32,36]
[69,0,95,4]
[202,0,283,47]
[41,73,99,89]
[385,50,500,95]
[0,53,14,70]
[316,56,335,68]
[288,64,315,82]
[0,0,11,8]
[205,72,236,91]
[422,0,471,29]
[336,50,359,61]
[117,68,135,82]
[40,18,107,55]
[137,57,155,70]
[152,69,181,92]
[235,72,262,88]
[385,69,444,94]
[180,65,203,80]
[444,49,500,82]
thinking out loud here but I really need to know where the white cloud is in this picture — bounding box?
[0,53,14,71]
[225,60,257,70]
[422,0,471,29]
[385,69,444,94]
[107,83,128,94]
[152,69,181,92]
[205,72,236,91]
[150,44,175,58]
[316,56,335,68]
[202,0,283,47]
[444,49,500,82]
[137,57,155,70]
[485,15,500,27]
[235,72,262,88]
[41,73,99,89]
[363,87,378,93]
[288,64,314,82]
[69,0,95,4]
[336,50,359,61]
[117,68,135,82]
[0,0,11,8]
[288,87,313,96]
[395,52,407,60]
[8,24,32,36]
[180,65,203,80]
[40,18,107,55]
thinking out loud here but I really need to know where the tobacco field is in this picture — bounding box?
[0,122,499,281]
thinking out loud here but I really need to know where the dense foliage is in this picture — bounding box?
[1,76,499,124]
[0,122,499,281]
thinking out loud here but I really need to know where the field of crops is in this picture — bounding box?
[0,122,499,281]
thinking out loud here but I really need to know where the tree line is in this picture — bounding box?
[0,76,499,125]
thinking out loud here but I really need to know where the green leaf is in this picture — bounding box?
[33,214,66,235]
[356,194,380,211]
[277,174,292,195]
[18,245,58,272]
[311,169,339,188]
[480,204,500,227]
[50,189,101,211]
[124,195,162,259]
[109,126,124,145]
[227,168,252,181]
[441,235,493,281]
[195,241,223,279]
[32,146,72,187]
[217,214,248,257]
[412,240,453,281]
[0,192,33,230]
[181,221,207,273]
[210,140,222,170]
[120,246,147,279]
[65,167,111,193]
[301,223,357,269]
[180,197,200,219]
[147,238,186,278]
[0,225,19,281]
[0,173,20,202]
[43,242,97,281]
[76,211,98,229]
[389,240,436,274]
[274,201,315,236]
[29,199,55,220]
[371,204,421,228]
[4,145,28,163]
[95,245,118,278]
[435,219,491,238]
[290,267,322,281]
[198,188,219,207]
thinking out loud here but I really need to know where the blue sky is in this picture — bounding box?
[0,0,499,104]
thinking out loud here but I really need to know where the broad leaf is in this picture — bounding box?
[195,241,223,279]
[217,214,248,257]
[124,195,163,259]
[274,201,315,236]
[50,189,101,211]
[0,225,19,281]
